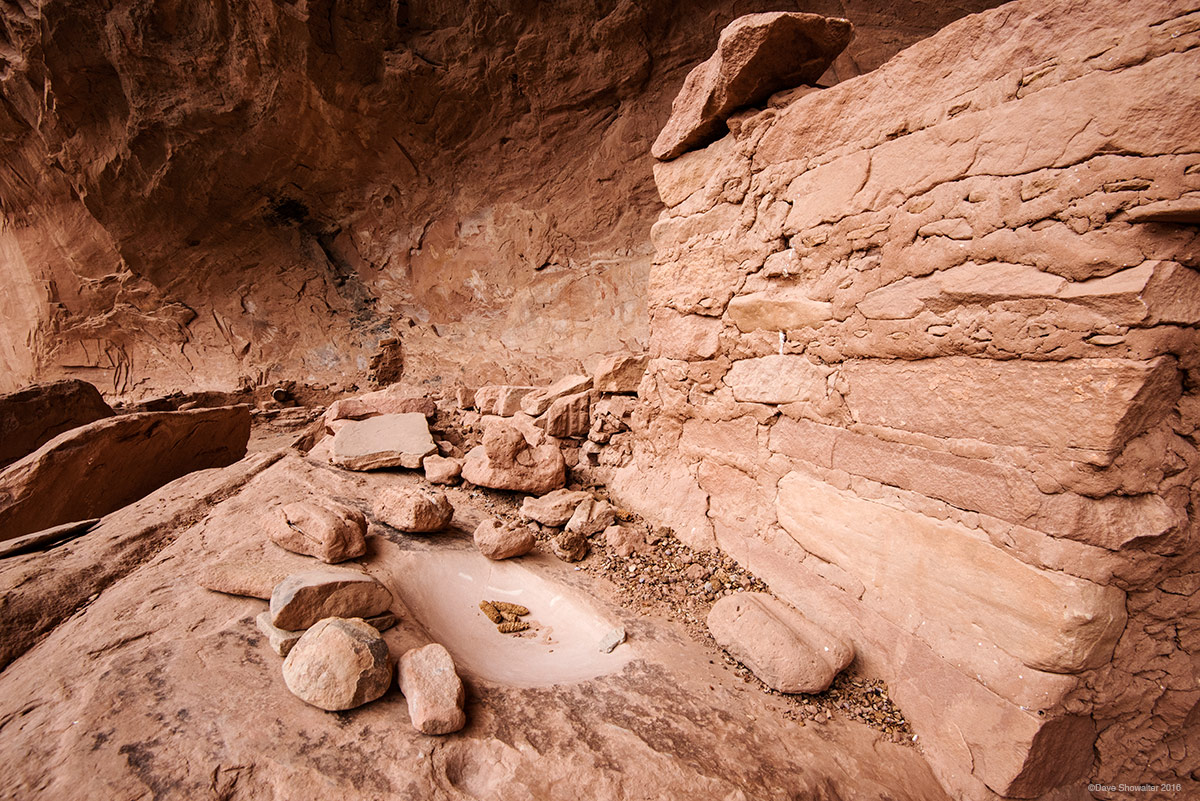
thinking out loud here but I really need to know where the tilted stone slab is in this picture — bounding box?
[652,12,852,160]
[840,356,1179,460]
[775,471,1126,674]
[0,406,250,540]
[0,379,113,469]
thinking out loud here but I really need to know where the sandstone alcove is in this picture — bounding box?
[1,1,1197,800]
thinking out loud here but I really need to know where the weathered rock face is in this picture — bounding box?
[0,0,1002,400]
[606,0,1200,797]
[0,379,113,469]
[0,405,250,540]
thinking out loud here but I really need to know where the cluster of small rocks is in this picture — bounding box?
[230,364,912,743]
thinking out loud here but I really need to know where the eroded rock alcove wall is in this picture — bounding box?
[608,0,1200,797]
[0,0,1001,399]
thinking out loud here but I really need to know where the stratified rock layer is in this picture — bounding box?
[609,0,1200,797]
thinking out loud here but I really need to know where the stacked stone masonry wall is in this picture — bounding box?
[609,1,1200,798]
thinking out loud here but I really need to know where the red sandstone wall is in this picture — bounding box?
[0,0,1000,399]
[608,0,1200,797]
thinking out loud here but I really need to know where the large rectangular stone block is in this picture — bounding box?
[840,356,1179,459]
[775,471,1126,674]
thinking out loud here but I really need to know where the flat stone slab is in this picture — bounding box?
[329,413,437,471]
[269,568,393,631]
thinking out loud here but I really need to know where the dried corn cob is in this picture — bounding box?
[498,620,529,633]
[479,600,502,623]
[493,601,529,616]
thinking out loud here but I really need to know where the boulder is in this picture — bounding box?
[269,568,392,631]
[652,12,853,160]
[397,643,466,735]
[373,487,454,533]
[0,406,250,541]
[423,455,462,485]
[329,413,437,471]
[0,380,114,469]
[461,420,566,494]
[707,592,853,693]
[592,353,649,394]
[538,391,591,438]
[520,374,592,417]
[474,518,536,560]
[565,497,617,537]
[520,488,590,527]
[474,386,536,416]
[282,617,393,711]
[268,499,367,563]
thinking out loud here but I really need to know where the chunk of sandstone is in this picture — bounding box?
[398,643,466,735]
[0,406,250,541]
[374,487,454,533]
[269,499,367,563]
[538,391,592,438]
[520,488,590,527]
[282,618,393,711]
[269,568,392,631]
[461,420,565,494]
[592,353,648,394]
[652,12,852,160]
[423,455,462,485]
[329,413,437,471]
[325,386,436,423]
[707,592,853,693]
[474,518,536,560]
[474,385,536,416]
[552,529,588,563]
[520,374,592,417]
[565,497,617,537]
[0,379,114,470]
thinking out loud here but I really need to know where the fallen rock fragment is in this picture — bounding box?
[652,12,853,160]
[707,592,853,693]
[0,406,250,540]
[423,455,462,485]
[592,353,648,393]
[373,487,454,533]
[397,643,466,735]
[270,568,393,631]
[330,413,437,471]
[0,518,100,559]
[325,386,436,423]
[473,518,536,560]
[520,488,590,527]
[269,499,367,563]
[565,497,617,538]
[598,626,626,653]
[538,391,591,438]
[0,379,114,469]
[461,419,566,494]
[474,385,536,416]
[520,374,592,417]
[282,617,393,711]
